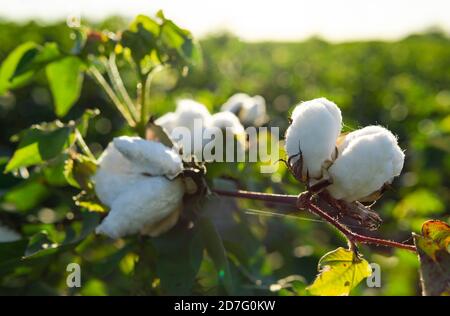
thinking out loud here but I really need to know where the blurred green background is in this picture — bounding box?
[0,18,449,296]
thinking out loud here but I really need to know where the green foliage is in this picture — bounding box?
[5,122,75,173]
[307,247,372,296]
[46,56,85,117]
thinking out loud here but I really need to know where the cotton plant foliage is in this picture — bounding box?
[0,222,21,243]
[326,126,405,202]
[285,98,343,179]
[221,93,267,126]
[93,136,185,239]
[156,99,246,160]
[285,98,405,203]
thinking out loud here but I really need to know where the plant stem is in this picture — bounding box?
[88,66,136,127]
[307,202,416,252]
[106,54,139,122]
[75,129,96,162]
[213,188,416,252]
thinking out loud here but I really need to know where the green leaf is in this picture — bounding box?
[0,42,38,94]
[414,220,450,296]
[13,42,61,78]
[152,223,204,295]
[24,211,101,259]
[3,177,50,211]
[46,56,85,117]
[198,217,233,294]
[307,247,372,296]
[121,15,159,66]
[5,122,75,173]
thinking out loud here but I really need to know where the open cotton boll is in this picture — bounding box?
[326,126,405,202]
[221,93,267,126]
[0,222,21,242]
[240,95,267,126]
[285,98,342,179]
[210,111,245,135]
[155,112,179,133]
[93,136,183,206]
[95,176,185,239]
[175,99,211,132]
[207,111,246,158]
[221,93,249,114]
[113,136,183,178]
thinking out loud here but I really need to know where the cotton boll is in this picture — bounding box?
[155,112,178,133]
[96,176,185,239]
[0,222,21,242]
[221,93,267,126]
[326,126,405,202]
[221,93,249,115]
[285,98,342,179]
[93,142,144,206]
[93,137,183,206]
[208,111,246,157]
[240,95,267,126]
[210,111,245,135]
[113,136,183,178]
[175,99,211,132]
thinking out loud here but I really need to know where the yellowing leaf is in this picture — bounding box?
[307,247,372,296]
[414,220,450,296]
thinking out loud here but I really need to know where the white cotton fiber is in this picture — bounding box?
[113,136,183,178]
[210,111,245,135]
[221,93,267,126]
[0,222,21,243]
[95,176,185,239]
[326,126,405,202]
[285,98,342,179]
[93,137,185,238]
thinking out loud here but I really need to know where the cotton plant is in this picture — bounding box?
[221,93,267,127]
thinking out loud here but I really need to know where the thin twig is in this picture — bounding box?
[212,189,298,205]
[88,66,136,127]
[75,129,96,162]
[105,54,139,122]
[213,188,416,252]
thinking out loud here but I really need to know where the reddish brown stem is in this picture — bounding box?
[213,189,416,252]
[307,202,416,252]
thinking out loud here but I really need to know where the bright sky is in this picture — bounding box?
[1,0,449,42]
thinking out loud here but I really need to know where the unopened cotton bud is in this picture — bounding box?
[95,176,185,239]
[326,126,405,202]
[0,222,21,242]
[285,98,342,179]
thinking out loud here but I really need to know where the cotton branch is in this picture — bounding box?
[212,189,417,252]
